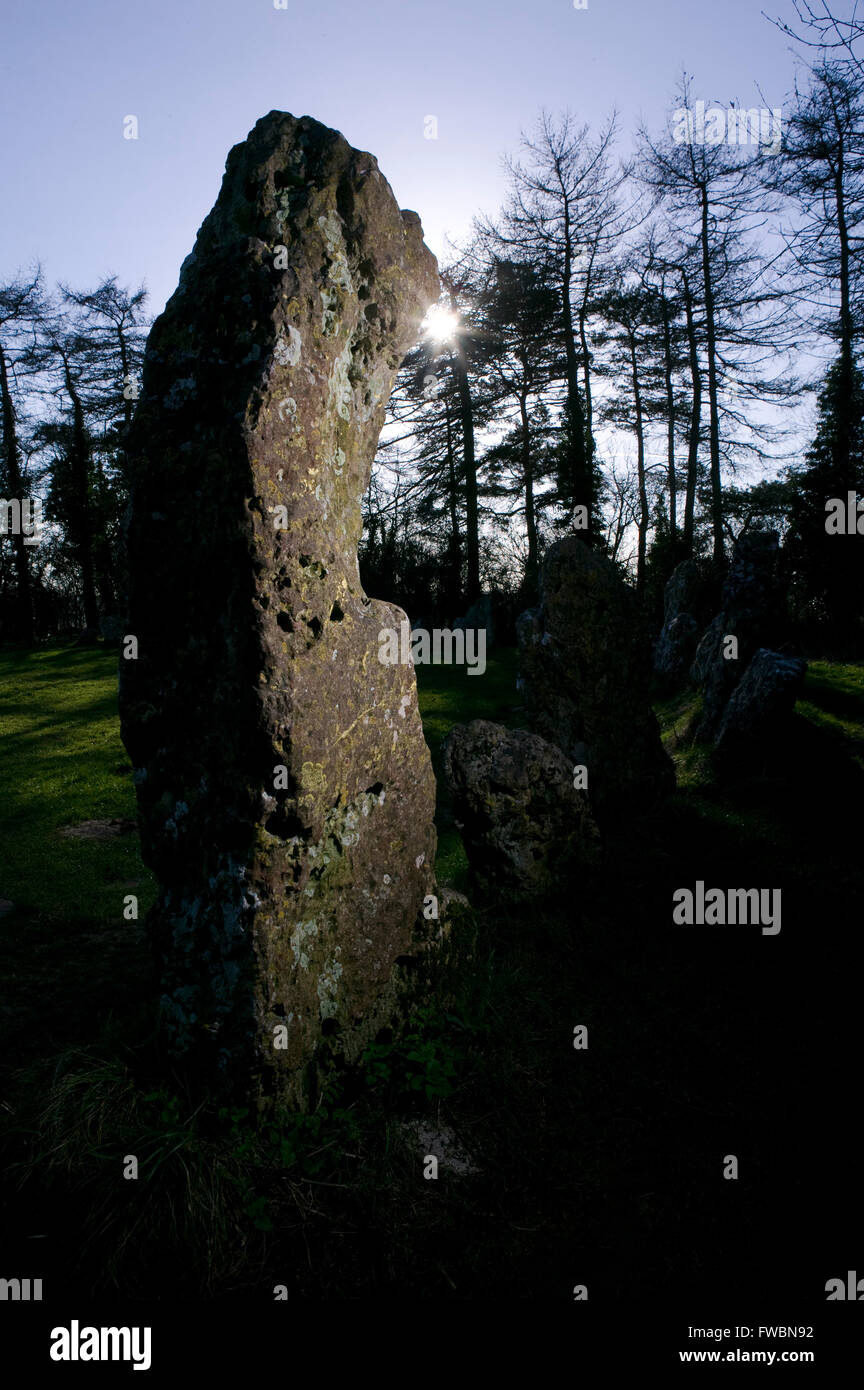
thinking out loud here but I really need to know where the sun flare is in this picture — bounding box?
[422,304,461,344]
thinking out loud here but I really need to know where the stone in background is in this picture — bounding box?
[690,530,783,739]
[714,648,808,763]
[517,537,675,828]
[443,721,600,894]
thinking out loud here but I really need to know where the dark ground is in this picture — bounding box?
[0,646,862,1309]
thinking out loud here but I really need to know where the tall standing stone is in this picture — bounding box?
[119,113,441,1107]
[517,538,674,827]
[653,558,718,690]
[690,530,783,740]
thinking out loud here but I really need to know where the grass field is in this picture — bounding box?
[0,643,522,918]
[1,641,862,1302]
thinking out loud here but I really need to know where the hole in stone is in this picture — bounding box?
[298,555,328,579]
[329,602,344,623]
[336,175,355,230]
[274,168,303,192]
[306,616,323,639]
[273,1003,286,1018]
[364,302,379,321]
[277,611,293,632]
[364,782,384,797]
[265,810,306,839]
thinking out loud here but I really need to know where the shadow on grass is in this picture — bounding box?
[1,648,862,1301]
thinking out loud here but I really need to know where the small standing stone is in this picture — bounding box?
[442,720,600,893]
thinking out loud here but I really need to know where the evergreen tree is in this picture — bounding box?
[785,352,864,651]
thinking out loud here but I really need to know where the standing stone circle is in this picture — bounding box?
[120,112,441,1107]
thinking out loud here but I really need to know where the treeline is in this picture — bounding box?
[0,275,147,642]
[361,7,864,654]
[2,3,863,654]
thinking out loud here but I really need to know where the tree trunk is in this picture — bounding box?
[578,239,598,463]
[444,400,463,608]
[451,343,481,603]
[63,361,100,629]
[699,183,724,563]
[519,392,539,597]
[661,291,677,541]
[0,338,34,643]
[833,141,857,494]
[561,204,591,536]
[628,330,648,592]
[681,271,702,557]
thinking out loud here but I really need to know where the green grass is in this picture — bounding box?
[796,659,864,768]
[4,642,859,922]
[414,648,521,886]
[3,641,863,1302]
[651,657,864,878]
[0,640,523,1297]
[0,644,155,922]
[0,642,522,919]
[414,647,521,759]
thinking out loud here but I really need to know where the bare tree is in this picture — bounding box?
[636,75,797,562]
[478,110,630,539]
[0,267,46,643]
[767,0,864,74]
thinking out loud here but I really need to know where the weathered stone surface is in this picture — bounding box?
[662,558,717,629]
[653,559,717,687]
[691,531,782,739]
[119,112,441,1107]
[442,720,600,893]
[654,613,700,688]
[517,538,675,826]
[454,593,495,647]
[714,649,807,759]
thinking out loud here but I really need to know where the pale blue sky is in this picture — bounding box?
[1,0,804,315]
